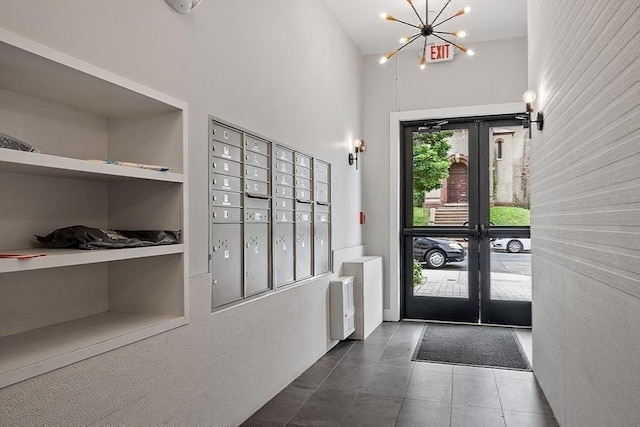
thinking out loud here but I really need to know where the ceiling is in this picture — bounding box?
[323,0,528,56]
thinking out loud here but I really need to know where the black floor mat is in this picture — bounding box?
[412,323,531,370]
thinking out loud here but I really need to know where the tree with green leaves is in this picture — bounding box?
[413,131,453,206]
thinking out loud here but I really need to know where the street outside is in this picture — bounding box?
[413,251,532,301]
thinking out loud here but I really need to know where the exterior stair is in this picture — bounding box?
[433,203,468,226]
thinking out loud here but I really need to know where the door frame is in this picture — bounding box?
[386,103,522,321]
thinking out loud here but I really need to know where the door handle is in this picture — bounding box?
[471,224,481,240]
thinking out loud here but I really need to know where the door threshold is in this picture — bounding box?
[401,318,532,329]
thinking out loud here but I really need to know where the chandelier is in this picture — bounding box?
[379,0,474,69]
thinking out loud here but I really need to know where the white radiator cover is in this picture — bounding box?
[343,256,384,340]
[330,277,355,340]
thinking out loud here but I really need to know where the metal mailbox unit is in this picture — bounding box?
[210,120,244,308]
[244,135,271,297]
[294,153,314,281]
[210,116,332,308]
[274,146,296,287]
[210,118,272,309]
[314,159,331,275]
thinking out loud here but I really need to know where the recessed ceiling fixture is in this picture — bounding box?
[379,0,474,69]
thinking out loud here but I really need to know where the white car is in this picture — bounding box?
[492,238,531,253]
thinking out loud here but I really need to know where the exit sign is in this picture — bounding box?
[427,43,454,63]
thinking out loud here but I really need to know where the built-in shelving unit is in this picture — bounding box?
[0,29,189,388]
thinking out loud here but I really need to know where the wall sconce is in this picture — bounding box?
[517,90,544,138]
[165,0,203,14]
[349,139,366,169]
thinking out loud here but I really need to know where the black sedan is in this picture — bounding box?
[413,237,466,269]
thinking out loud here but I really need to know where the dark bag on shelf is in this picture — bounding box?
[36,225,181,250]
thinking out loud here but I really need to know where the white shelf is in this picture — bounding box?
[0,28,188,388]
[0,245,184,273]
[0,32,183,117]
[0,311,188,388]
[0,149,184,183]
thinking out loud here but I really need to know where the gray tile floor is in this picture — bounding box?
[242,322,558,427]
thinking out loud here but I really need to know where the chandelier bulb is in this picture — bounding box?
[455,31,467,38]
[380,51,395,64]
[380,13,397,21]
[467,49,475,56]
[419,55,426,70]
[400,36,410,44]
[454,7,471,17]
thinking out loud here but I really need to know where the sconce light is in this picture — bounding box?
[165,0,203,14]
[517,90,544,138]
[349,139,366,169]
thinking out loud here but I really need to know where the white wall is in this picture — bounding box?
[527,1,640,426]
[0,1,363,425]
[361,37,528,313]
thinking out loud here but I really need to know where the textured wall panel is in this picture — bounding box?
[529,1,640,426]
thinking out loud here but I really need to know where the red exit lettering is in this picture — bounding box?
[430,44,450,60]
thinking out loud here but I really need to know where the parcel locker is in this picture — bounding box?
[211,224,243,308]
[245,200,270,296]
[314,205,331,275]
[211,140,242,163]
[244,222,270,296]
[274,215,295,287]
[210,121,242,147]
[295,219,312,280]
[212,158,241,177]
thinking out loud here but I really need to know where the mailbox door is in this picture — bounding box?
[295,220,312,280]
[274,221,295,287]
[314,221,330,275]
[244,222,270,296]
[211,224,243,308]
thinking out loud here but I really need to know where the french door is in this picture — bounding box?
[401,115,531,326]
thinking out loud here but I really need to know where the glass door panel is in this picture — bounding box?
[412,236,468,299]
[412,129,470,228]
[481,122,531,326]
[403,121,479,322]
[490,238,532,302]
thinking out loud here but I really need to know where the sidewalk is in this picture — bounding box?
[413,269,532,301]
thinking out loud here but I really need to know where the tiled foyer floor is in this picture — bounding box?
[242,322,558,427]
